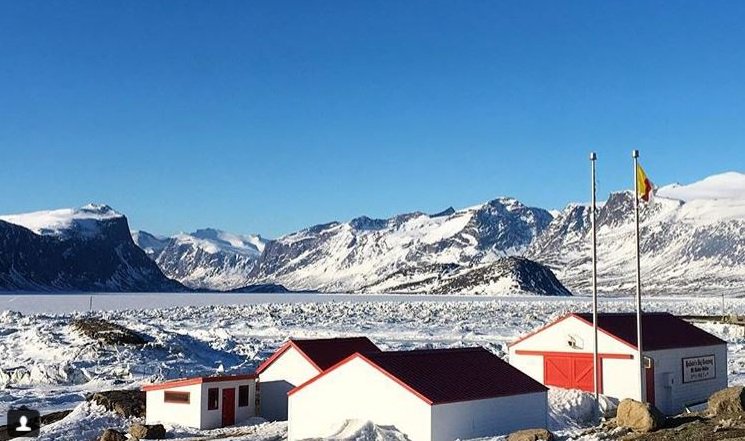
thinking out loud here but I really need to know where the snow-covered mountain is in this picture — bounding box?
[8,172,740,296]
[527,172,745,295]
[132,228,267,290]
[248,197,558,294]
[0,204,184,292]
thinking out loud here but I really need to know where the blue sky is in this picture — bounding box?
[1,1,744,237]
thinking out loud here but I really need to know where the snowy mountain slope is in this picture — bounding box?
[0,205,184,292]
[130,230,169,258]
[248,198,555,293]
[527,172,745,295]
[133,229,267,290]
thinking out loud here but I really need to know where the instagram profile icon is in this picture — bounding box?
[8,406,41,438]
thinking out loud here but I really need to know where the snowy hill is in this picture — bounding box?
[527,172,745,295]
[0,205,184,292]
[133,228,267,290]
[248,197,561,294]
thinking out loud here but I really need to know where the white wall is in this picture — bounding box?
[647,345,727,415]
[509,316,636,357]
[508,348,544,384]
[287,356,431,441]
[145,383,202,428]
[430,392,547,441]
[200,379,257,430]
[259,346,321,421]
[601,357,640,401]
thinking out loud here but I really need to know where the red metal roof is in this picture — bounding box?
[257,337,381,374]
[361,347,547,404]
[573,312,726,351]
[141,373,257,392]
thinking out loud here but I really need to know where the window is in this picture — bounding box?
[164,391,190,404]
[238,385,250,407]
[208,388,219,410]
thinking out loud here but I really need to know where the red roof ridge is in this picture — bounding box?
[141,373,257,392]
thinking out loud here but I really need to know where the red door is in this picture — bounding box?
[544,355,596,392]
[222,388,235,427]
[645,360,655,405]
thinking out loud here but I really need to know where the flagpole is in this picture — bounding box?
[590,152,599,404]
[632,149,645,402]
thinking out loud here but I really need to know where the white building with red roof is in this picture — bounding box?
[256,336,381,421]
[142,373,257,430]
[287,347,548,441]
[509,312,727,414]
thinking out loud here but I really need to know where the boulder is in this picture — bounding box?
[87,389,146,418]
[129,423,166,440]
[709,386,745,415]
[615,398,665,433]
[507,428,554,441]
[98,429,128,441]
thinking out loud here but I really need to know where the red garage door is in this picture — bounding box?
[544,354,595,392]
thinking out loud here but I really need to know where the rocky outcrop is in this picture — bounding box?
[71,318,148,345]
[364,257,572,296]
[87,390,146,418]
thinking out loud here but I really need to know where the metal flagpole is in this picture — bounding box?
[632,149,645,402]
[590,152,599,403]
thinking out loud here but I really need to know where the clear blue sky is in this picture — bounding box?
[1,1,744,237]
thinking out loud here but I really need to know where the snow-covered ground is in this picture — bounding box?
[2,294,745,440]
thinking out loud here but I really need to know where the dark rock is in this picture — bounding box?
[507,428,554,441]
[229,283,290,293]
[72,318,148,345]
[87,389,146,418]
[98,429,127,441]
[129,423,166,440]
[40,410,72,425]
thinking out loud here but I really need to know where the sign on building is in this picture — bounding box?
[682,355,716,383]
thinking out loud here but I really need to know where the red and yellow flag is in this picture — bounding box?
[636,163,654,202]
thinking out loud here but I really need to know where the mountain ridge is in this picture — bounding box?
[2,171,742,295]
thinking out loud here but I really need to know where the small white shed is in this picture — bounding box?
[142,374,257,429]
[256,336,380,421]
[287,347,548,441]
[509,312,727,415]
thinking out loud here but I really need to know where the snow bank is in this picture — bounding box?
[548,388,617,431]
[307,419,410,441]
[33,401,130,441]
